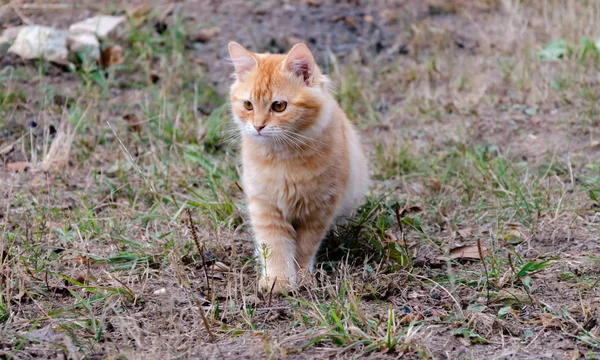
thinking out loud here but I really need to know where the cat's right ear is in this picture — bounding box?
[228,42,258,80]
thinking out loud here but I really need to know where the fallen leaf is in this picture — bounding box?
[190,26,220,43]
[7,161,28,172]
[306,0,322,7]
[128,3,151,26]
[100,45,123,68]
[399,313,423,324]
[380,10,396,24]
[189,57,206,66]
[363,14,373,22]
[123,113,142,133]
[0,144,14,156]
[397,204,423,217]
[27,325,62,343]
[457,227,473,239]
[437,244,489,261]
[212,261,230,272]
[539,313,562,328]
[344,17,358,29]
[426,178,443,192]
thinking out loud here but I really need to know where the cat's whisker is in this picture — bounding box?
[280,126,327,145]
[278,129,325,155]
[278,133,305,159]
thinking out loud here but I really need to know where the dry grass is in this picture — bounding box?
[1,0,599,359]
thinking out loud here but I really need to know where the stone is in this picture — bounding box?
[190,26,220,43]
[69,15,126,39]
[8,26,68,64]
[2,26,25,41]
[67,31,100,61]
[0,26,26,54]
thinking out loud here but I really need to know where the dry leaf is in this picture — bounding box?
[306,0,322,7]
[100,45,123,68]
[399,313,424,324]
[397,204,423,217]
[190,26,220,43]
[380,9,396,24]
[539,313,562,328]
[437,244,489,261]
[127,4,151,28]
[363,14,373,22]
[189,57,206,66]
[0,143,14,156]
[344,17,358,29]
[7,161,28,172]
[128,3,151,19]
[27,325,61,343]
[427,178,443,192]
[212,261,230,272]
[457,227,473,239]
[123,113,142,133]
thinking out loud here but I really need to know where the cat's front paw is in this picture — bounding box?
[259,274,294,295]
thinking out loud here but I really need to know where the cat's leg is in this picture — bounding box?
[294,216,333,273]
[249,197,297,293]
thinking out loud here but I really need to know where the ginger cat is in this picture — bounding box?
[228,42,368,293]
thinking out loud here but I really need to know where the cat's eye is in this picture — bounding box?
[271,101,287,112]
[243,101,253,111]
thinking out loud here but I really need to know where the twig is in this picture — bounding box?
[192,293,215,341]
[507,253,516,275]
[477,239,490,306]
[234,181,244,194]
[394,203,411,267]
[267,277,277,307]
[185,208,210,294]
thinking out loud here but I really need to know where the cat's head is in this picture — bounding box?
[228,42,331,143]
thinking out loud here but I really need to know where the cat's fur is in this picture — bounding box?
[228,42,368,293]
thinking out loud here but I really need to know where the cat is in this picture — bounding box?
[228,42,368,293]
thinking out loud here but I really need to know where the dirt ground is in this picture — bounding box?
[1,0,599,359]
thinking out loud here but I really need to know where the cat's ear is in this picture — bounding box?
[228,42,258,79]
[283,43,315,86]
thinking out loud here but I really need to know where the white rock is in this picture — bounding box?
[2,26,26,41]
[2,27,26,55]
[153,288,167,295]
[67,31,100,61]
[8,26,68,64]
[69,15,126,39]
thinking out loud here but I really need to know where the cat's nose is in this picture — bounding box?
[254,125,266,134]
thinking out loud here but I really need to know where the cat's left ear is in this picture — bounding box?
[229,42,258,80]
[283,43,315,86]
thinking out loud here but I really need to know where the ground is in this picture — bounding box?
[0,0,599,359]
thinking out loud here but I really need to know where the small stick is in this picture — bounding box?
[394,204,411,267]
[507,253,516,275]
[234,181,244,194]
[193,294,215,341]
[477,239,490,305]
[186,208,210,293]
[267,277,277,307]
